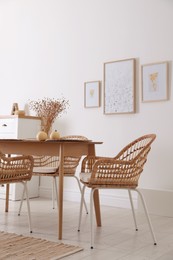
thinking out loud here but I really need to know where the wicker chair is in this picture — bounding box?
[0,152,33,233]
[18,135,88,214]
[78,134,157,248]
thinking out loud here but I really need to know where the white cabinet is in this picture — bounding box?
[0,115,41,200]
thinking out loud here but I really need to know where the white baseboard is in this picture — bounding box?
[39,186,137,209]
[138,188,173,217]
[39,187,52,198]
[39,186,173,217]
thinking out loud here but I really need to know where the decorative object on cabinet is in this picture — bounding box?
[0,115,41,200]
[11,103,19,115]
[141,61,168,102]
[14,110,25,116]
[84,81,101,108]
[104,58,136,114]
[28,96,69,135]
[11,103,25,116]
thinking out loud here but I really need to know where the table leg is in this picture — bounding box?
[88,143,102,227]
[5,184,10,212]
[58,144,64,240]
[93,189,101,226]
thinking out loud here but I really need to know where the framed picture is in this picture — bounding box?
[104,58,135,114]
[84,81,100,108]
[141,61,168,102]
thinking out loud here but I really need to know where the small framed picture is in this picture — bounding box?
[84,81,100,108]
[141,61,168,102]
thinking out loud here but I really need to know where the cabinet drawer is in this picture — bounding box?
[0,119,17,135]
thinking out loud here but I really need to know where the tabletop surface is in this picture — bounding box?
[0,138,102,144]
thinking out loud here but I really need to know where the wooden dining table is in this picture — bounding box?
[0,138,102,240]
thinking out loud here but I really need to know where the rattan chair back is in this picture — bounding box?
[61,135,88,175]
[33,135,88,176]
[61,135,88,141]
[81,134,156,188]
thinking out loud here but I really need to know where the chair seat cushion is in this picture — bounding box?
[80,172,91,183]
[33,167,57,173]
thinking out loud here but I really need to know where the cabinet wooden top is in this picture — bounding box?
[0,115,41,120]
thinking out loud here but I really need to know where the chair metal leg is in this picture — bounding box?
[90,188,97,249]
[24,182,32,233]
[78,185,86,231]
[18,185,25,216]
[52,175,88,214]
[128,189,138,231]
[19,182,32,233]
[73,175,88,214]
[52,177,58,209]
[136,188,157,245]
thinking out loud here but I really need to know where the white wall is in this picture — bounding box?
[0,0,173,215]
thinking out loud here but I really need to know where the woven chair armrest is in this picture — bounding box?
[0,154,34,183]
[81,155,110,173]
[1,154,34,164]
[64,156,81,169]
[88,158,141,186]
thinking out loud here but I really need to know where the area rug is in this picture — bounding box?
[0,231,83,260]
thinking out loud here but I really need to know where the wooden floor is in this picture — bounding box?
[0,197,173,260]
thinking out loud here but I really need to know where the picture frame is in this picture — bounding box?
[104,58,135,114]
[141,61,168,102]
[84,81,100,108]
